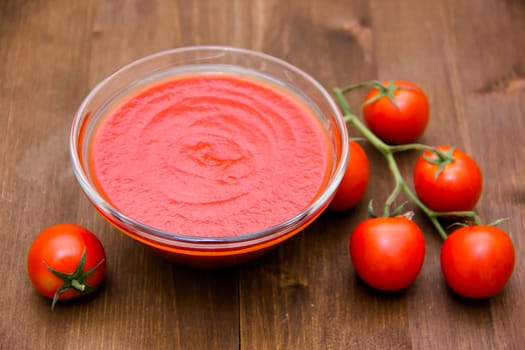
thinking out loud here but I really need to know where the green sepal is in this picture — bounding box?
[489,217,509,227]
[390,201,409,217]
[367,200,377,218]
[423,147,456,180]
[446,221,469,231]
[363,81,398,108]
[362,80,414,110]
[44,248,105,309]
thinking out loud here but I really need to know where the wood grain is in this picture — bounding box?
[1,0,524,349]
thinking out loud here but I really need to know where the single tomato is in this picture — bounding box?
[27,224,106,308]
[329,140,370,211]
[413,145,482,212]
[440,225,515,299]
[362,80,430,145]
[349,216,425,291]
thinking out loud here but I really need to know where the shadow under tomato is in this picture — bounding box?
[40,279,107,311]
[444,284,495,308]
[350,273,413,301]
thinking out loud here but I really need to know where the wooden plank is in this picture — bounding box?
[237,1,414,349]
[79,1,242,349]
[1,1,240,349]
[447,1,525,349]
[1,1,98,348]
[369,0,525,349]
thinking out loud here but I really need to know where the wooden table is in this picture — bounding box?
[2,1,524,349]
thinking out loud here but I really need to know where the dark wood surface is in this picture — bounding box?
[2,1,524,349]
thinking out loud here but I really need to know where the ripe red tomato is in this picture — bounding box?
[329,141,370,211]
[440,225,515,299]
[349,216,426,291]
[413,145,482,212]
[27,224,106,308]
[362,80,429,145]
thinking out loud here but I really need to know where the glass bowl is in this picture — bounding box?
[70,46,348,267]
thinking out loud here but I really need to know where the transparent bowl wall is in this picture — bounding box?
[70,46,348,267]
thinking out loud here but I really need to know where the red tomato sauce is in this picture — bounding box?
[90,73,331,237]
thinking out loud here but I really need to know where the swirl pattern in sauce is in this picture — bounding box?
[90,73,331,237]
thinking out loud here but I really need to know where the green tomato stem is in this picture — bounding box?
[383,153,403,217]
[339,80,384,94]
[389,143,435,153]
[333,88,481,241]
[71,279,86,292]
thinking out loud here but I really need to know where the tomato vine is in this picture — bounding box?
[333,87,481,240]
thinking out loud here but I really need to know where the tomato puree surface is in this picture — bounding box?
[90,73,331,237]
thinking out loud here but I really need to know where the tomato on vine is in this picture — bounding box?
[349,216,425,291]
[413,145,482,212]
[27,224,106,309]
[334,81,515,300]
[362,80,429,145]
[440,225,515,299]
[329,140,370,211]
